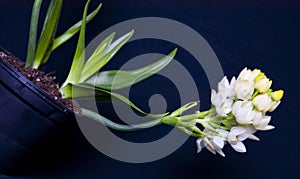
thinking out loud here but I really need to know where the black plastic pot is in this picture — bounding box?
[0,48,74,175]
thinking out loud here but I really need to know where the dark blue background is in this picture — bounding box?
[0,0,299,178]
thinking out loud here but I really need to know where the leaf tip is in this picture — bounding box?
[169,48,178,59]
[98,3,103,9]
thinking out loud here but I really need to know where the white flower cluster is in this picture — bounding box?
[197,68,283,156]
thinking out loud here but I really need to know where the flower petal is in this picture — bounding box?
[231,141,246,153]
[248,134,260,141]
[260,125,275,131]
[196,138,204,153]
[228,133,237,144]
[211,89,217,105]
[203,138,216,154]
[231,127,247,136]
[232,101,242,115]
[213,136,225,149]
[269,101,281,112]
[217,129,229,136]
[238,133,249,141]
[218,76,230,93]
[256,116,271,130]
[252,111,263,126]
[215,148,226,157]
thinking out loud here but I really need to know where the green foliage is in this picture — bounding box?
[59,0,177,118]
[32,0,62,69]
[25,0,43,67]
[79,30,134,83]
[52,3,102,51]
[83,49,177,90]
[62,0,90,85]
[25,0,178,118]
[25,0,102,69]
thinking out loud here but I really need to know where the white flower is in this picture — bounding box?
[232,101,255,124]
[211,89,226,107]
[212,129,229,157]
[234,80,254,101]
[255,76,272,93]
[218,76,236,98]
[252,113,274,131]
[251,110,263,125]
[234,68,257,101]
[252,94,273,112]
[196,137,214,154]
[228,126,259,153]
[216,99,233,117]
[238,68,259,81]
[196,129,228,157]
[211,90,233,117]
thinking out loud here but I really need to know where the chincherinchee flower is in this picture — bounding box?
[269,90,284,112]
[255,76,272,93]
[232,101,255,124]
[167,67,285,157]
[218,76,236,98]
[234,68,258,101]
[228,127,259,153]
[252,94,273,112]
[211,76,235,117]
[252,114,274,131]
[196,129,228,157]
[211,90,233,117]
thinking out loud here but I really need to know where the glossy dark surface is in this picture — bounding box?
[0,0,299,178]
[0,51,74,174]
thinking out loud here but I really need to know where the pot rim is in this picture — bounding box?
[0,47,74,124]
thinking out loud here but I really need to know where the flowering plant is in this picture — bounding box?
[22,0,284,157]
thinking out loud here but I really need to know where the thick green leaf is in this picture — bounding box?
[79,30,134,82]
[25,0,43,67]
[38,0,56,65]
[63,0,90,86]
[59,83,111,101]
[32,0,63,69]
[83,48,177,90]
[84,32,115,65]
[40,0,55,36]
[52,3,102,51]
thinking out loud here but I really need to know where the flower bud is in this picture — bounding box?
[252,69,261,79]
[252,94,272,112]
[254,72,265,82]
[271,90,284,102]
[254,77,272,93]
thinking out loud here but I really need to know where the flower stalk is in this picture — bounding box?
[81,108,162,131]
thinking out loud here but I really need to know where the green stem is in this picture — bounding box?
[178,113,199,121]
[81,108,162,131]
[26,0,43,67]
[198,108,214,118]
[178,127,201,137]
[250,90,259,101]
[178,108,214,121]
